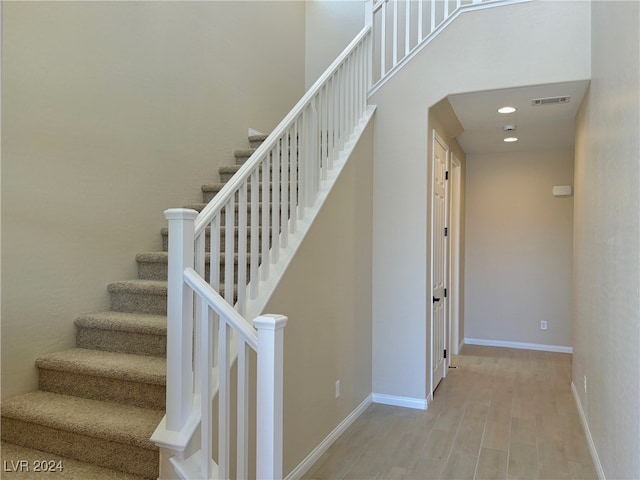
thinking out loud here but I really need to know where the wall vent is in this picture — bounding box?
[531,96,570,106]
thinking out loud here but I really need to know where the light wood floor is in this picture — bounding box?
[303,345,597,480]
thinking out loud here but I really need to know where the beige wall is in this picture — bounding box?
[573,2,640,478]
[370,0,591,401]
[264,120,374,476]
[1,1,305,399]
[464,149,574,348]
[304,0,365,88]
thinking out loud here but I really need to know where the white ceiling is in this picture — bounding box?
[447,80,590,155]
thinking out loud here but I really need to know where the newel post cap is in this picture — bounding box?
[253,314,288,330]
[164,208,198,221]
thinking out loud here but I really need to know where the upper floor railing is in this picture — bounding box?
[368,0,528,92]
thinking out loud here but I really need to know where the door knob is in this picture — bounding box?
[433,296,441,303]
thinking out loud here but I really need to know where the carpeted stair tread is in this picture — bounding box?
[75,312,166,336]
[0,442,147,480]
[107,280,167,315]
[107,280,167,295]
[136,251,258,264]
[75,312,166,358]
[36,348,166,386]
[234,148,257,158]
[2,392,163,451]
[219,165,243,175]
[248,134,268,146]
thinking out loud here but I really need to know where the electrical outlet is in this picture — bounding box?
[540,321,548,331]
[583,375,587,394]
[335,380,341,399]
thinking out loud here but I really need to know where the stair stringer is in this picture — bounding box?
[243,105,376,322]
[152,105,376,479]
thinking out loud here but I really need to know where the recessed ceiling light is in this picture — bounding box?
[498,106,517,114]
[504,137,518,142]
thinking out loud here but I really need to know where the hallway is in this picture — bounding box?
[304,346,597,479]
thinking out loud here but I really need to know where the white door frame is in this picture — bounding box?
[449,154,462,357]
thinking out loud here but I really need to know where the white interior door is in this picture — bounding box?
[431,131,449,395]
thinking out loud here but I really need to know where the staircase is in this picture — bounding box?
[0,133,268,479]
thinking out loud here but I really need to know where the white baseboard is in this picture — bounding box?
[571,382,606,480]
[372,393,428,410]
[285,394,373,480]
[464,337,573,354]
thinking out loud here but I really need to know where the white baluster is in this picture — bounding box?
[238,183,248,314]
[381,0,387,76]
[392,0,398,66]
[210,216,220,292]
[218,320,231,479]
[281,129,290,248]
[418,0,424,42]
[224,199,235,305]
[164,208,197,431]
[302,102,319,208]
[250,169,260,299]
[365,0,373,27]
[430,0,436,33]
[272,142,280,263]
[194,233,205,395]
[405,0,411,55]
[237,339,249,480]
[254,314,288,480]
[200,298,213,480]
[290,120,299,228]
[261,154,271,280]
[327,77,335,170]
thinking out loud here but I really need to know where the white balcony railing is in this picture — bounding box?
[369,0,529,92]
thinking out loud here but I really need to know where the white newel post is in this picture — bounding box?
[365,0,373,27]
[254,314,288,480]
[164,208,198,431]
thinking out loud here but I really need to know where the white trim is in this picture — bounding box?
[285,394,373,480]
[571,383,606,480]
[464,337,573,354]
[372,393,429,410]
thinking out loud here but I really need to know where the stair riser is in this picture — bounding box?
[76,328,166,358]
[138,259,259,282]
[39,370,165,410]
[1,418,158,479]
[249,139,266,148]
[110,289,238,315]
[110,292,166,316]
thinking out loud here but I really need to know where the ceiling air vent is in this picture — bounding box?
[531,96,571,106]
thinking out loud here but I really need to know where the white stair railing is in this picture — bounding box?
[369,0,529,92]
[153,25,373,480]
